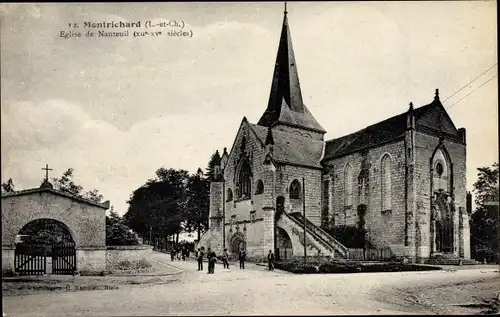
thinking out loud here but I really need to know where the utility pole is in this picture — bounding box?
[222,172,226,251]
[149,225,152,246]
[303,177,307,265]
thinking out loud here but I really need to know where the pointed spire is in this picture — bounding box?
[409,101,414,112]
[434,88,440,101]
[265,126,275,145]
[284,2,288,15]
[257,7,325,134]
[260,7,304,117]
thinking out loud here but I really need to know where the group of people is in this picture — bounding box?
[170,247,190,261]
[192,248,276,273]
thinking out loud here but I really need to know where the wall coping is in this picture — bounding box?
[106,244,153,250]
[1,186,110,209]
[78,246,107,251]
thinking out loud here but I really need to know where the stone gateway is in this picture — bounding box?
[198,10,471,263]
[2,180,110,273]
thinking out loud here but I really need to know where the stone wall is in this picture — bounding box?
[414,132,468,259]
[324,140,407,251]
[275,165,323,227]
[1,191,106,248]
[77,248,106,272]
[2,248,15,270]
[105,245,153,270]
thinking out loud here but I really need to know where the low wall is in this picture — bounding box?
[77,247,107,272]
[106,245,153,270]
[2,247,15,270]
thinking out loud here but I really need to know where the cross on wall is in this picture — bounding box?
[41,164,53,182]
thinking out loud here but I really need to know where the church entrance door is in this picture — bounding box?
[230,232,245,255]
[433,192,454,254]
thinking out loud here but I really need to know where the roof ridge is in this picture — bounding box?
[326,102,433,144]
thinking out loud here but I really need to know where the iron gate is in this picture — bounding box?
[14,242,76,275]
[14,243,47,275]
[52,243,76,275]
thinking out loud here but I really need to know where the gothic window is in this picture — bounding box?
[255,180,264,195]
[432,146,452,193]
[343,164,353,208]
[237,160,251,199]
[358,169,369,205]
[227,188,233,201]
[381,154,392,211]
[289,179,301,199]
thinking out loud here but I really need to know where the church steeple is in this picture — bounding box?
[258,6,325,134]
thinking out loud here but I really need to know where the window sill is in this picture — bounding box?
[344,205,352,211]
[382,209,392,215]
[235,197,251,203]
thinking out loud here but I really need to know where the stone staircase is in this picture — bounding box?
[425,253,481,265]
[286,212,348,259]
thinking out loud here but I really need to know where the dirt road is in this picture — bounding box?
[3,252,498,316]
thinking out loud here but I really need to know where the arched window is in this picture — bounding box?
[289,179,301,199]
[227,188,233,201]
[381,154,392,211]
[344,164,353,208]
[237,160,251,199]
[432,147,451,192]
[255,180,264,195]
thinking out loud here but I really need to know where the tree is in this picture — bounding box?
[52,168,83,196]
[205,150,221,181]
[106,207,139,246]
[52,168,103,203]
[185,168,210,241]
[124,168,190,248]
[470,162,499,263]
[1,178,15,194]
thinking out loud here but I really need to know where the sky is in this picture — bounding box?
[1,2,497,216]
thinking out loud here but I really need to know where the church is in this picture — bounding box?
[198,9,471,263]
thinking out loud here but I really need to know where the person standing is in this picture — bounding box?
[170,249,175,261]
[209,250,217,274]
[197,248,204,271]
[222,248,230,269]
[267,250,275,271]
[207,248,216,274]
[239,249,246,269]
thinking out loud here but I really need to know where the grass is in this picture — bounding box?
[275,258,442,274]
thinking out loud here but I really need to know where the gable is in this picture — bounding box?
[224,119,267,177]
[415,104,460,138]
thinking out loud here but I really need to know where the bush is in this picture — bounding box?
[325,225,369,248]
[275,258,441,274]
[115,259,152,271]
[106,214,139,246]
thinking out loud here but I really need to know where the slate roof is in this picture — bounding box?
[323,103,434,161]
[257,11,326,134]
[249,123,324,169]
